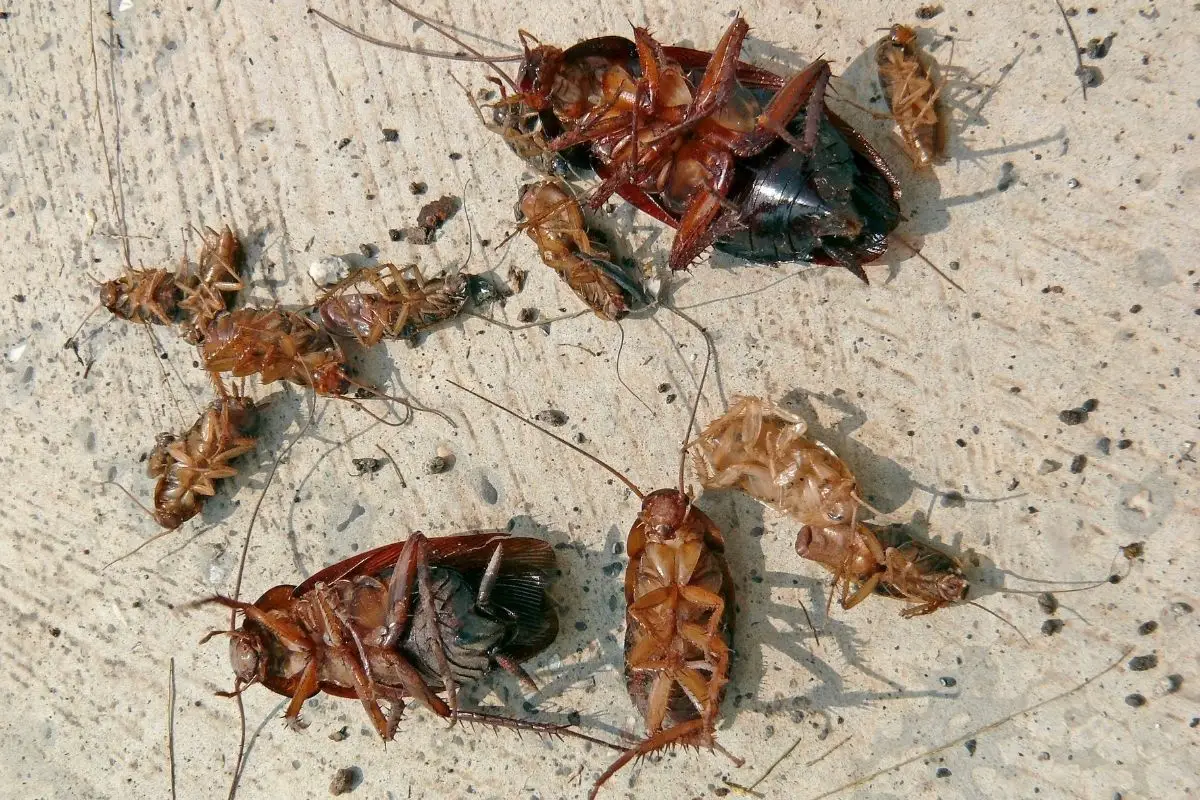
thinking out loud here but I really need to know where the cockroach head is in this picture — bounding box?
[228,629,268,686]
[888,24,918,47]
[98,279,122,313]
[517,45,563,111]
[938,572,970,603]
[313,362,352,397]
[638,489,692,540]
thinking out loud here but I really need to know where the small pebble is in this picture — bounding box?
[426,455,451,475]
[574,432,587,444]
[1041,619,1065,636]
[935,767,952,778]
[388,228,404,242]
[997,161,1016,192]
[358,243,376,258]
[518,308,539,323]
[479,476,499,505]
[1128,654,1158,671]
[1038,752,1051,761]
[1067,178,1080,189]
[1171,601,1194,615]
[330,767,358,795]
[1039,459,1062,475]
[381,128,399,142]
[1097,437,1111,455]
[939,676,957,687]
[1081,398,1099,412]
[916,4,943,19]
[1070,454,1088,474]
[534,409,569,426]
[329,726,349,742]
[1116,439,1133,449]
[1059,408,1088,425]
[409,181,427,195]
[1124,693,1146,708]
[1137,620,1157,635]
[1038,592,1059,615]
[964,739,977,756]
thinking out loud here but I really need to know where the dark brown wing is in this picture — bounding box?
[294,531,555,594]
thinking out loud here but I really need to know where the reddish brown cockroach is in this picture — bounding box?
[875,24,946,169]
[177,225,245,343]
[315,264,473,346]
[313,6,901,279]
[451,330,743,799]
[199,531,619,752]
[200,306,360,398]
[689,395,863,529]
[517,180,646,322]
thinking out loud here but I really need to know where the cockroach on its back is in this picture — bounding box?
[199,531,616,746]
[451,323,741,799]
[314,8,901,282]
[517,180,647,321]
[690,396,971,617]
[315,264,474,346]
[875,24,946,169]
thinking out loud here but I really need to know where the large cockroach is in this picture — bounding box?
[199,531,618,750]
[516,179,646,321]
[315,7,901,282]
[315,264,475,346]
[451,330,743,798]
[875,24,946,169]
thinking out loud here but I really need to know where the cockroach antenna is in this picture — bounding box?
[448,380,646,499]
[308,3,521,92]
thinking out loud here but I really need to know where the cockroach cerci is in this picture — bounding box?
[314,7,902,282]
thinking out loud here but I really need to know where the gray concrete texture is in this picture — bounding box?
[1,0,1196,798]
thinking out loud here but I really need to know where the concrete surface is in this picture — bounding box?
[1,1,1197,798]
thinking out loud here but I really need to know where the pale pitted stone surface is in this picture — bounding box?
[0,2,1196,798]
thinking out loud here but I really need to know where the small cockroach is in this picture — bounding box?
[315,264,472,346]
[451,327,743,799]
[177,225,245,343]
[689,395,862,529]
[199,531,618,745]
[875,24,946,169]
[795,521,968,617]
[200,306,357,397]
[517,180,646,322]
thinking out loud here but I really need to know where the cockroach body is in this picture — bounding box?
[514,17,901,279]
[690,395,860,529]
[204,531,567,740]
[147,387,259,530]
[315,264,472,346]
[875,24,945,169]
[451,336,739,798]
[517,180,646,321]
[200,307,353,396]
[177,225,245,343]
[796,522,968,617]
[97,225,244,336]
[691,396,969,617]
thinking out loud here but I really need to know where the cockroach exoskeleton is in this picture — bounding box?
[314,8,902,281]
[98,266,188,327]
[517,179,647,321]
[451,328,744,798]
[689,395,862,529]
[875,24,946,169]
[315,263,473,346]
[199,531,620,746]
[795,521,968,617]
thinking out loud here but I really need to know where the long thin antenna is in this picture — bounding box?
[448,380,645,499]
[659,304,713,493]
[167,657,177,800]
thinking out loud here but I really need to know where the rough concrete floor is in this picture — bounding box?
[1,1,1196,798]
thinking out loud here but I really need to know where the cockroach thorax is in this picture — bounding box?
[638,489,696,540]
[228,630,267,686]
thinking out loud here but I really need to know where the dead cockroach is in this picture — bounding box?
[875,24,946,169]
[315,264,474,346]
[177,225,244,343]
[451,328,744,799]
[689,395,863,529]
[104,382,260,541]
[795,521,968,617]
[517,180,646,322]
[200,306,359,398]
[411,194,461,243]
[198,531,618,748]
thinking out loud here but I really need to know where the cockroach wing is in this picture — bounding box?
[487,569,560,662]
[661,45,788,90]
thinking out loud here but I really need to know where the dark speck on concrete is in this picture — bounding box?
[534,409,568,426]
[1059,407,1089,425]
[1038,592,1059,615]
[965,739,977,756]
[336,137,351,150]
[1128,654,1158,671]
[479,477,498,505]
[997,161,1016,191]
[939,676,957,687]
[1041,619,1065,636]
[382,128,399,142]
[388,228,403,242]
[1070,454,1088,473]
[941,491,966,508]
[1124,693,1146,708]
[1081,398,1099,412]
[1097,437,1111,455]
[1137,620,1157,635]
[574,620,588,631]
[1116,439,1132,449]
[936,767,952,778]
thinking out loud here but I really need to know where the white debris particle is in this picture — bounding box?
[309,254,352,287]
